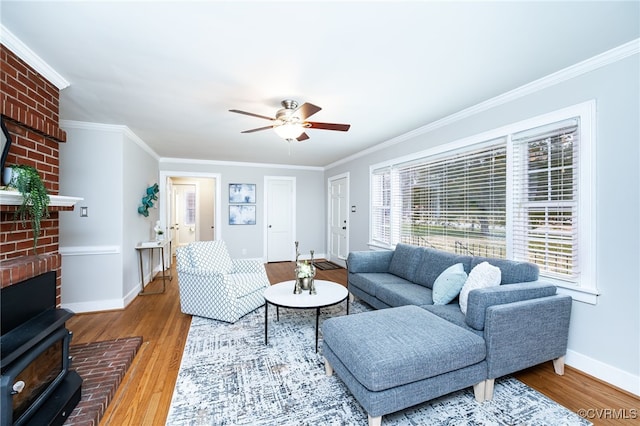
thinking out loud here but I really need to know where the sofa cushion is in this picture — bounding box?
[432,263,468,305]
[322,306,486,391]
[375,282,433,307]
[459,261,501,314]
[348,273,413,298]
[470,256,538,284]
[421,304,483,337]
[414,248,472,289]
[388,243,424,282]
[347,250,394,273]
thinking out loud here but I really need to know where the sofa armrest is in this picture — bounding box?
[483,294,572,378]
[465,281,557,330]
[347,250,394,273]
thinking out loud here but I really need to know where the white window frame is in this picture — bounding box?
[369,100,597,304]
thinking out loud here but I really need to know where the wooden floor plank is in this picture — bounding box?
[66,260,639,425]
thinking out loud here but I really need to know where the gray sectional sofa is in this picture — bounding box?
[321,243,572,426]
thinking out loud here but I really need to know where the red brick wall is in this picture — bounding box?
[1,44,67,304]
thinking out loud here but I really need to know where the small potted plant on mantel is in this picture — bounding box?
[3,164,50,253]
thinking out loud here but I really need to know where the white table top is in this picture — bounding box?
[264,280,348,309]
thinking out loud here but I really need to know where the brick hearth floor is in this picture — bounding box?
[65,337,143,426]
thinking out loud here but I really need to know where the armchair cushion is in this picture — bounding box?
[188,240,234,273]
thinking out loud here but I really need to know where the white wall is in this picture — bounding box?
[325,50,640,395]
[159,160,326,260]
[59,122,159,312]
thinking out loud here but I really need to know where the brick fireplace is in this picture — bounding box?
[0,43,74,304]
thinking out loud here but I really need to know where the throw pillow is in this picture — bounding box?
[432,263,468,305]
[459,261,501,314]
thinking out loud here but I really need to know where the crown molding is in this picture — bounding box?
[160,156,324,171]
[60,120,160,160]
[0,24,70,90]
[325,38,640,170]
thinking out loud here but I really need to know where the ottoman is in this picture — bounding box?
[322,305,488,426]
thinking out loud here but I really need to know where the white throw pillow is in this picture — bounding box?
[459,261,501,314]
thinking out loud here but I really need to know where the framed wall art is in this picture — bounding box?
[229,183,256,204]
[229,205,256,225]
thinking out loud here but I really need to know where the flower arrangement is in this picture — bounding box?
[154,220,164,240]
[296,260,314,278]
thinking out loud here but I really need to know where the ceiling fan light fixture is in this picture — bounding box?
[273,122,304,140]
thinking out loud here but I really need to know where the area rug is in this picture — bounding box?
[65,336,143,426]
[166,303,590,425]
[314,261,343,270]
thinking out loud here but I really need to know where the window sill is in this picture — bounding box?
[554,284,599,305]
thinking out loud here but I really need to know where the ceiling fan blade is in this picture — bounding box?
[306,121,351,132]
[296,132,310,142]
[229,109,275,121]
[241,125,274,133]
[296,103,322,120]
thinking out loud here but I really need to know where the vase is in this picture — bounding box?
[3,166,14,186]
[297,277,312,291]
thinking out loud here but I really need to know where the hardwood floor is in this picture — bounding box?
[67,261,638,425]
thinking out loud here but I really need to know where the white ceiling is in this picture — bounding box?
[2,1,639,167]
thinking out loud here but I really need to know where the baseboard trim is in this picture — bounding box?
[61,298,125,314]
[566,349,639,396]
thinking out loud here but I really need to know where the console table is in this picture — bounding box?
[135,239,172,295]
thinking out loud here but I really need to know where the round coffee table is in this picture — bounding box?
[264,280,349,352]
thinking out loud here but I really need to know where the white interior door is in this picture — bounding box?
[174,184,197,248]
[329,175,349,266]
[265,177,295,262]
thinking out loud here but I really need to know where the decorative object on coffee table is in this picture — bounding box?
[294,242,316,294]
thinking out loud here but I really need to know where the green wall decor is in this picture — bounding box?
[138,183,159,217]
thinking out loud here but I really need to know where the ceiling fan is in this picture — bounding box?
[229,99,350,142]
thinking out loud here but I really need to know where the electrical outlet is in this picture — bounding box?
[80,206,88,217]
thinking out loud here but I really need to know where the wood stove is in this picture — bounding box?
[1,271,82,426]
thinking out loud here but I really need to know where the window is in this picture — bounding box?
[512,119,579,281]
[370,102,596,302]
[184,190,196,225]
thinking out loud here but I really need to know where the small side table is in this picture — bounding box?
[135,239,172,295]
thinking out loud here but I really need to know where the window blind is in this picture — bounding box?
[393,141,507,255]
[512,118,579,281]
[371,167,391,245]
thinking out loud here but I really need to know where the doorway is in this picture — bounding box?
[172,183,197,248]
[264,176,296,262]
[159,171,221,257]
[328,173,349,267]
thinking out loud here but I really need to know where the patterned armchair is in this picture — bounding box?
[175,240,270,323]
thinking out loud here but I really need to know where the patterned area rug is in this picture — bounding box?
[167,302,590,425]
